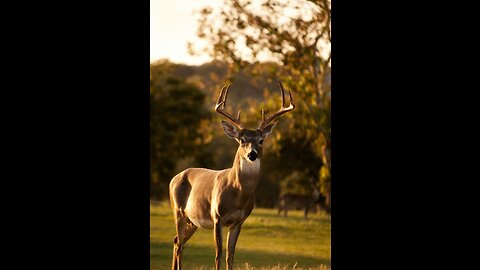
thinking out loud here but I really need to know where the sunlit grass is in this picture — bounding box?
[150,201,330,270]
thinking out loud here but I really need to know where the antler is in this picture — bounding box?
[215,83,243,129]
[258,80,295,129]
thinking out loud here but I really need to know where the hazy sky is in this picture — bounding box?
[150,0,222,65]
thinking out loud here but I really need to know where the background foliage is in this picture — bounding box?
[151,0,331,209]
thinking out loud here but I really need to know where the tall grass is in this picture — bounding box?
[151,201,330,270]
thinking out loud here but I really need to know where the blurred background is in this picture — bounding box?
[151,0,330,269]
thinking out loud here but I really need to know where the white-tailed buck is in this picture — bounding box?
[169,81,295,270]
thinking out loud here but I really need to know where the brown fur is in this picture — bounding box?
[169,123,273,270]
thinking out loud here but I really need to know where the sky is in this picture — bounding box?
[150,0,330,66]
[150,0,222,65]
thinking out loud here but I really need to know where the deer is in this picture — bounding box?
[278,189,330,219]
[169,81,295,270]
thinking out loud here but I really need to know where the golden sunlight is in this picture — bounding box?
[150,0,222,65]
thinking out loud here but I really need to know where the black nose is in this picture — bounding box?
[247,151,257,161]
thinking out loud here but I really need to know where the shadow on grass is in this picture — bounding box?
[151,242,330,270]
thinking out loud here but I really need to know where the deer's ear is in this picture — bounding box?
[221,120,239,139]
[261,122,277,138]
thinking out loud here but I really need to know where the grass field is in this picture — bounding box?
[150,201,331,270]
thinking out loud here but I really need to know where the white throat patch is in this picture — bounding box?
[240,158,261,175]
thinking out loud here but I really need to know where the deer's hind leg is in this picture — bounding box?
[172,215,198,270]
[170,179,193,269]
[172,210,187,270]
[170,173,193,270]
[183,219,198,243]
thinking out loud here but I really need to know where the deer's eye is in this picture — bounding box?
[258,139,264,145]
[240,138,246,144]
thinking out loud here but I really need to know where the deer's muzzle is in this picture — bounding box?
[247,151,258,161]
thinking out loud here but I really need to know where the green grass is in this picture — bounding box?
[151,201,330,270]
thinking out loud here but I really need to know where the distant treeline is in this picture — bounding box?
[150,60,328,208]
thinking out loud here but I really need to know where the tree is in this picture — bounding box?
[150,60,210,200]
[192,0,331,207]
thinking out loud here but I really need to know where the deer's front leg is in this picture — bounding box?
[214,219,222,270]
[226,222,243,270]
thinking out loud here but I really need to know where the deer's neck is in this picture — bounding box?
[229,149,260,194]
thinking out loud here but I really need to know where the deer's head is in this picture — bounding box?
[215,81,295,163]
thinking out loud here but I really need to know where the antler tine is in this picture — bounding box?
[224,84,242,121]
[216,84,229,109]
[258,80,295,129]
[215,83,243,129]
[279,80,286,107]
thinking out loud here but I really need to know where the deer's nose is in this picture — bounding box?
[247,151,257,161]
